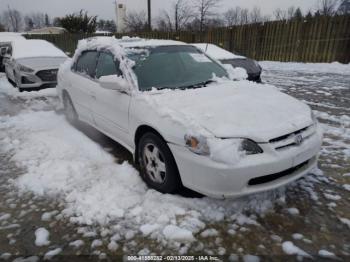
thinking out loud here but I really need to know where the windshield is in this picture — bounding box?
[127,45,228,91]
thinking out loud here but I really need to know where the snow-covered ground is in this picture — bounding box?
[0,61,349,259]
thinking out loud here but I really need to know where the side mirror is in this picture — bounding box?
[222,64,247,81]
[99,75,130,93]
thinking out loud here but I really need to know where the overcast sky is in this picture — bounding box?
[0,0,318,20]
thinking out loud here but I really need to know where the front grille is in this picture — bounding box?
[36,69,58,82]
[21,76,35,84]
[40,83,57,89]
[248,160,310,186]
[269,125,316,151]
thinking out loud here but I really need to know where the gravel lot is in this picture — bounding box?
[0,62,349,261]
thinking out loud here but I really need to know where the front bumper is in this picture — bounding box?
[169,127,323,199]
[17,70,57,89]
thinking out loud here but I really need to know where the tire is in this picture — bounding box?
[138,132,182,194]
[63,93,78,125]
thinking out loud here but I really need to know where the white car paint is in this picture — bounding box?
[4,40,67,90]
[57,37,323,198]
[191,43,246,60]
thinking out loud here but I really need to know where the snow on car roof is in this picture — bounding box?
[117,37,187,48]
[11,39,67,59]
[192,43,246,60]
[0,34,26,43]
[78,36,187,51]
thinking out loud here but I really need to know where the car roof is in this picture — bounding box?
[0,34,26,43]
[80,36,187,51]
[116,37,187,48]
[11,39,67,59]
[192,43,246,60]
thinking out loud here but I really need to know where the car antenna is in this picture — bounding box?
[205,43,209,52]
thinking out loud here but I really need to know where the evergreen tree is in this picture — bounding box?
[45,14,50,27]
[305,11,313,20]
[56,10,97,33]
[293,8,303,20]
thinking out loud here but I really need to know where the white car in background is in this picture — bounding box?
[4,39,67,92]
[0,33,26,72]
[57,37,323,199]
[192,43,263,82]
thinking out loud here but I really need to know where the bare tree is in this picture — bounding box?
[223,7,241,26]
[273,8,288,20]
[174,0,192,31]
[249,6,263,23]
[156,11,173,31]
[287,6,296,20]
[239,8,249,25]
[338,0,350,14]
[124,11,148,32]
[317,0,339,16]
[24,12,46,30]
[192,0,221,33]
[156,0,192,31]
[2,7,23,32]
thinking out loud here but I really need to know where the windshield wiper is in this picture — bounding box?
[151,80,215,91]
[179,79,215,90]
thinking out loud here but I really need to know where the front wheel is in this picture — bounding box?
[138,133,181,194]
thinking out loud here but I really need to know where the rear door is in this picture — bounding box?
[68,50,98,124]
[91,51,132,146]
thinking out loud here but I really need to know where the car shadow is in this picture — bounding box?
[69,117,204,199]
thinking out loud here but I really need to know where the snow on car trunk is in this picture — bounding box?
[0,108,283,244]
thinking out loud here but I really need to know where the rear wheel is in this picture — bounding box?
[138,133,181,193]
[63,93,78,125]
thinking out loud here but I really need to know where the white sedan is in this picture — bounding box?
[57,37,323,199]
[4,39,67,92]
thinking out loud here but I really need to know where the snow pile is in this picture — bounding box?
[44,248,62,260]
[207,138,245,165]
[318,250,337,259]
[162,225,195,242]
[222,64,248,81]
[282,241,311,258]
[260,61,350,75]
[34,228,50,246]
[0,109,283,244]
[0,76,57,99]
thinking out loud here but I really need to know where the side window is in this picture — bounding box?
[76,51,98,78]
[96,52,122,79]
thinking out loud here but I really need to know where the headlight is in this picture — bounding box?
[240,139,263,155]
[184,135,210,155]
[185,135,262,156]
[18,64,34,73]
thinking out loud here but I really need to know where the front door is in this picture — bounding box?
[91,51,132,146]
[68,51,98,124]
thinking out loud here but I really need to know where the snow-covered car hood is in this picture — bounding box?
[147,81,313,142]
[17,57,67,70]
